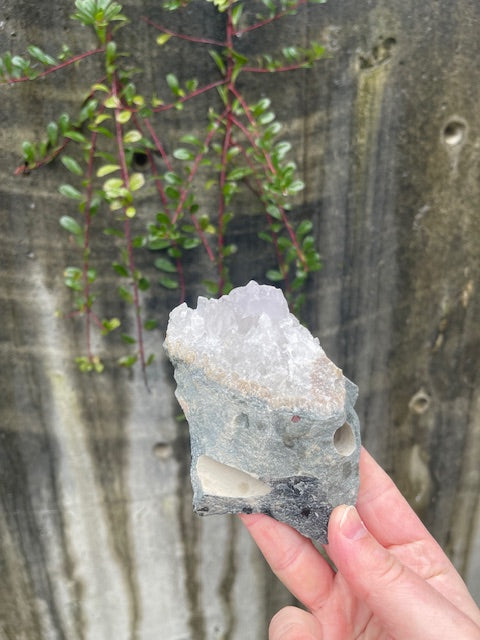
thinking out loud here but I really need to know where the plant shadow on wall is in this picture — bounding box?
[1,0,325,385]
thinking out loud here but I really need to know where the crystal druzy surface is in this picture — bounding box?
[164,281,360,542]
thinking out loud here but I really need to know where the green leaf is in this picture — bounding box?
[266,203,282,220]
[252,97,271,116]
[227,166,252,181]
[154,257,177,273]
[258,231,273,243]
[61,156,83,176]
[144,319,158,331]
[118,285,134,303]
[21,141,36,164]
[258,111,275,125]
[148,238,171,250]
[164,171,182,185]
[116,110,132,124]
[47,122,59,147]
[123,129,142,143]
[59,184,83,200]
[138,276,150,291]
[27,45,56,66]
[297,219,313,235]
[104,95,120,109]
[159,275,178,290]
[173,147,194,161]
[182,237,201,250]
[166,72,180,93]
[106,41,116,65]
[165,185,180,199]
[288,179,305,193]
[60,216,83,235]
[129,172,145,191]
[112,262,129,277]
[202,279,219,295]
[121,333,136,344]
[101,317,121,334]
[65,130,86,143]
[118,354,138,367]
[58,113,70,134]
[231,2,243,26]
[146,353,156,366]
[156,33,172,46]
[209,49,226,75]
[266,269,284,282]
[97,164,120,177]
[180,134,202,147]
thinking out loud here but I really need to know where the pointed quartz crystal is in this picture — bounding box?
[164,281,360,542]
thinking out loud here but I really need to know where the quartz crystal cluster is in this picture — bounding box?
[164,281,360,542]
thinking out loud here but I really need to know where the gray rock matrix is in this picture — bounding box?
[164,281,360,543]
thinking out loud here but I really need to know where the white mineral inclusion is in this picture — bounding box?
[164,280,345,411]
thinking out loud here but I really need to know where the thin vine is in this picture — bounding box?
[1,0,325,381]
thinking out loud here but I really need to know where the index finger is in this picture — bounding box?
[357,447,432,546]
[239,513,335,613]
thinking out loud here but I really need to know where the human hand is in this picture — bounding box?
[240,448,480,639]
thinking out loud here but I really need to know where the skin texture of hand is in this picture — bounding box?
[240,448,480,640]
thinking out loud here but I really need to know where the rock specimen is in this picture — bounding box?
[164,281,360,542]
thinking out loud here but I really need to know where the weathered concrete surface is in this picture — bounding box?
[1,1,480,639]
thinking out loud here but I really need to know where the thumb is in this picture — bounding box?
[327,505,480,640]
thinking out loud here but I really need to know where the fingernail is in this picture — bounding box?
[339,506,368,541]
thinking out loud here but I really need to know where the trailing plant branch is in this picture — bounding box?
[142,16,226,47]
[6,0,325,377]
[0,47,105,85]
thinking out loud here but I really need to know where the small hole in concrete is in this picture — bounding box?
[132,151,149,171]
[301,507,311,517]
[152,442,173,459]
[408,390,431,415]
[443,120,466,147]
[333,422,356,456]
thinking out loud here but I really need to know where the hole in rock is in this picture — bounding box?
[443,119,466,147]
[301,507,311,517]
[234,413,250,429]
[197,455,271,498]
[333,422,356,456]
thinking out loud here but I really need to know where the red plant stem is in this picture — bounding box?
[243,62,312,73]
[142,16,226,47]
[132,115,186,297]
[133,115,171,211]
[4,48,105,84]
[113,74,148,384]
[153,78,227,113]
[212,6,238,294]
[234,0,308,37]
[82,127,99,363]
[234,140,290,284]
[169,113,220,261]
[229,114,307,270]
[14,138,71,174]
[142,118,173,171]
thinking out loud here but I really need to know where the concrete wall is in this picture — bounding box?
[1,1,479,638]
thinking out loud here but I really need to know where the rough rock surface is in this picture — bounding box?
[164,281,360,542]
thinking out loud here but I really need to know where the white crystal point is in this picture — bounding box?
[164,280,345,414]
[164,281,361,543]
